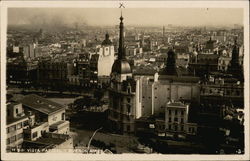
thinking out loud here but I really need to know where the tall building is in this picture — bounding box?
[95,33,115,87]
[23,44,35,59]
[108,14,141,134]
[228,38,243,80]
[97,33,115,77]
[160,48,177,75]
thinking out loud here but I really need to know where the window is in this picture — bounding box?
[114,112,118,119]
[168,125,171,130]
[169,117,172,122]
[127,105,131,114]
[174,118,178,122]
[127,116,130,121]
[7,109,10,117]
[9,125,16,133]
[175,110,178,115]
[127,87,131,93]
[169,110,171,115]
[16,108,19,114]
[17,123,22,130]
[181,125,184,131]
[17,133,23,140]
[23,120,29,127]
[127,125,130,132]
[127,98,131,103]
[189,127,193,133]
[181,111,184,116]
[181,118,184,123]
[10,135,16,143]
[32,132,38,138]
[174,125,178,131]
[6,138,10,145]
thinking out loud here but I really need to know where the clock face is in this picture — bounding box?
[104,47,109,56]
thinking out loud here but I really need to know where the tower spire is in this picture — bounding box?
[118,10,125,60]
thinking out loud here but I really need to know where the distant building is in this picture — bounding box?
[200,72,244,111]
[7,59,38,86]
[37,60,68,89]
[77,53,91,87]
[189,53,219,78]
[13,46,20,53]
[204,37,216,53]
[227,38,243,80]
[23,44,35,59]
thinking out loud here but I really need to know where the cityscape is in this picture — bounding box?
[5,7,245,155]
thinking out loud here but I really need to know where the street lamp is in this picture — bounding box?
[87,127,103,153]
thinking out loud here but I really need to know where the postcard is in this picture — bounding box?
[1,1,249,160]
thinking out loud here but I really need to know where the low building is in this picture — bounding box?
[155,101,197,139]
[6,102,35,151]
[18,94,70,135]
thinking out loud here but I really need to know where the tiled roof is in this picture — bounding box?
[18,94,65,115]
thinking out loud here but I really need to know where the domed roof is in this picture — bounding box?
[101,33,112,46]
[112,59,131,74]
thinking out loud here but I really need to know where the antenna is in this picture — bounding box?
[119,2,125,17]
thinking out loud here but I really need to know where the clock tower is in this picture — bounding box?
[108,14,138,134]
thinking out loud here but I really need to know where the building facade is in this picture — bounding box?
[6,103,35,151]
[108,15,141,134]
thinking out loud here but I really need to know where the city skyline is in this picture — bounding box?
[3,2,247,158]
[8,8,243,28]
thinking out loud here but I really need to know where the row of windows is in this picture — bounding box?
[110,110,131,121]
[7,121,25,134]
[157,124,193,132]
[168,110,184,116]
[168,125,184,131]
[168,117,184,123]
[202,88,242,96]
[6,133,23,145]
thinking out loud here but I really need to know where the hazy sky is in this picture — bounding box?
[8,8,243,27]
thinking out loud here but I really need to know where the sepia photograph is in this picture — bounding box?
[1,1,249,160]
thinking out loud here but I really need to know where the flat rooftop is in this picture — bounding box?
[18,94,65,115]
